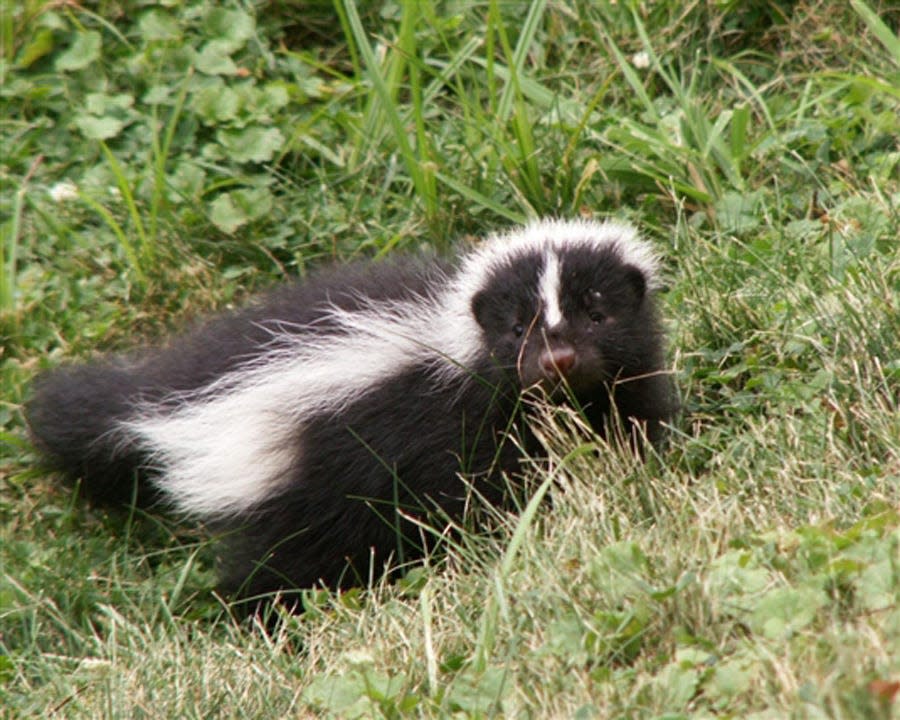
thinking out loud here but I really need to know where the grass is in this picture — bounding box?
[2,0,899,717]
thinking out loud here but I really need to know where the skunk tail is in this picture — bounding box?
[26,362,153,506]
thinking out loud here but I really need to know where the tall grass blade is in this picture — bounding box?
[77,191,146,285]
[851,0,900,66]
[473,442,595,672]
[434,171,529,222]
[1,155,41,322]
[100,142,153,272]
[149,68,193,247]
[495,0,549,124]
[341,0,429,206]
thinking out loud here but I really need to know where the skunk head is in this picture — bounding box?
[464,219,664,400]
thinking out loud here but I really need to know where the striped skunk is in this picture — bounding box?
[26,218,673,607]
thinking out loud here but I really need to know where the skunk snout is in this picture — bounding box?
[538,344,577,380]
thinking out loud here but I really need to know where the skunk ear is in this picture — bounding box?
[622,265,647,308]
[471,289,491,329]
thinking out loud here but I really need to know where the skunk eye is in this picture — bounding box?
[512,323,525,337]
[585,290,605,324]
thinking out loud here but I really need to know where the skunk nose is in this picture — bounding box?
[539,345,576,379]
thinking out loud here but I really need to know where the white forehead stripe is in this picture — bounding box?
[539,251,563,327]
[454,218,661,310]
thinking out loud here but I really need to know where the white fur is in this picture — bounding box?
[539,250,563,327]
[121,218,657,517]
[122,294,482,517]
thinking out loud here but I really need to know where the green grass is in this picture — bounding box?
[2,0,900,717]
